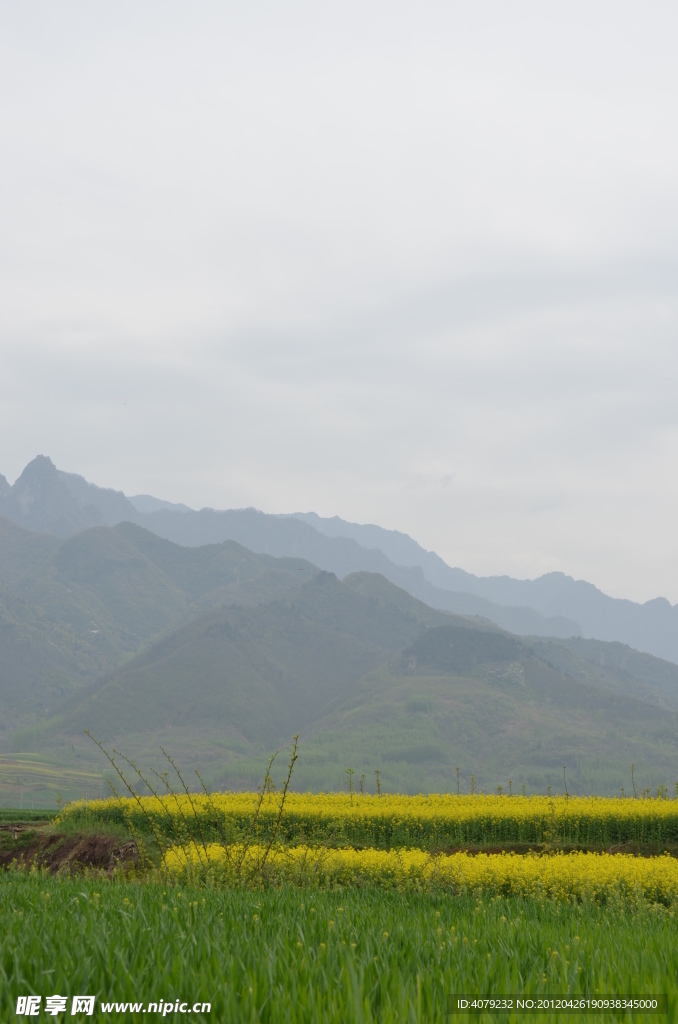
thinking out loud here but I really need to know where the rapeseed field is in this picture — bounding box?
[61,791,678,849]
[8,789,678,1020]
[165,844,678,904]
[61,789,678,906]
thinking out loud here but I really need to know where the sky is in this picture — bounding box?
[1,1,677,604]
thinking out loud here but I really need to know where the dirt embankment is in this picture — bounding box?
[0,825,138,874]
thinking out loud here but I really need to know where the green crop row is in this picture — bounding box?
[1,872,675,1023]
[60,792,678,852]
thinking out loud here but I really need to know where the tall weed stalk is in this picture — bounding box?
[85,730,300,887]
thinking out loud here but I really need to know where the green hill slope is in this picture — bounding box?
[299,624,678,794]
[533,636,678,712]
[0,518,316,745]
[27,573,451,763]
[20,573,678,797]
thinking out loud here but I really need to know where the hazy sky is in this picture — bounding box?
[1,2,677,603]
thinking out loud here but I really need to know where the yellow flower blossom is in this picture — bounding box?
[59,791,678,850]
[164,842,678,904]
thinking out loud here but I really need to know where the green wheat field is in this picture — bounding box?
[0,871,675,1023]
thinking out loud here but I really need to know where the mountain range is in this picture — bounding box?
[2,455,677,663]
[1,455,678,800]
[5,544,678,797]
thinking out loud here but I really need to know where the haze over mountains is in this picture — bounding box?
[17,570,678,796]
[2,455,677,663]
[2,454,678,800]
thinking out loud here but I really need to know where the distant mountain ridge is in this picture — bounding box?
[287,511,678,665]
[1,455,677,663]
[2,485,678,795]
[0,458,580,641]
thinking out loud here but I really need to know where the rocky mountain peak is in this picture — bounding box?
[1,455,101,537]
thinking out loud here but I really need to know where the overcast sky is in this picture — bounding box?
[1,1,677,603]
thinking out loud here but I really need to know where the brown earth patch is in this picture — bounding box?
[0,823,50,837]
[0,831,138,874]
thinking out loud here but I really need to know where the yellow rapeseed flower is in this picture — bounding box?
[164,842,678,904]
[59,791,678,850]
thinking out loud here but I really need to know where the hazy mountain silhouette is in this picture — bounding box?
[0,458,577,639]
[57,468,138,525]
[2,455,678,663]
[290,512,678,663]
[2,492,678,795]
[128,494,192,514]
[0,456,101,536]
